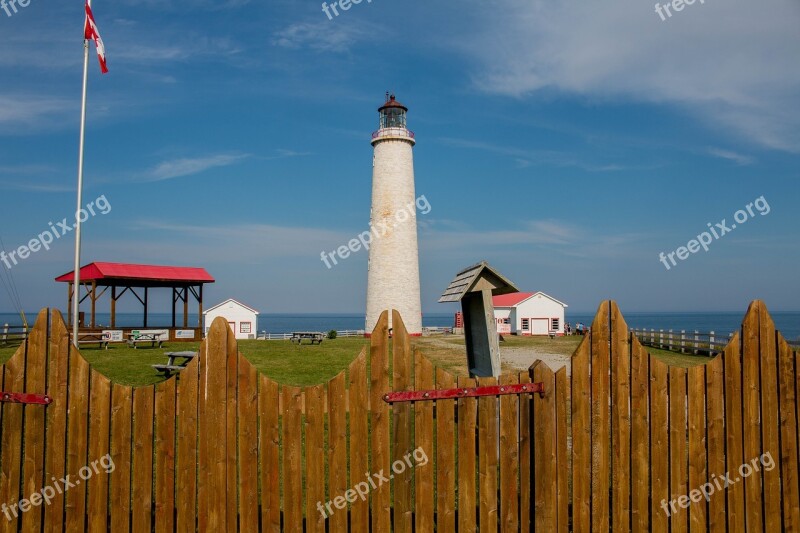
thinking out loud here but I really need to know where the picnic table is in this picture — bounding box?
[290,332,325,345]
[152,351,197,377]
[74,333,109,349]
[127,333,164,349]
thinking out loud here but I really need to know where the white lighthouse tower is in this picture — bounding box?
[365,93,422,336]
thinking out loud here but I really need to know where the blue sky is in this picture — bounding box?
[0,0,798,318]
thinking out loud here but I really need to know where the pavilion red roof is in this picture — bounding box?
[55,262,214,284]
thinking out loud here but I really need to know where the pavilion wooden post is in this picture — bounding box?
[110,286,116,328]
[90,280,97,328]
[67,281,73,328]
[183,288,189,328]
[144,287,149,328]
[198,285,203,329]
[172,288,177,328]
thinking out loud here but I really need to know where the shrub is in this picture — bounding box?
[327,330,337,340]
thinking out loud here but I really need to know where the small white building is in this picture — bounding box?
[203,299,259,340]
[492,292,568,336]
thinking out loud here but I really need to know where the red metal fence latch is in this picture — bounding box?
[0,392,52,405]
[383,382,545,403]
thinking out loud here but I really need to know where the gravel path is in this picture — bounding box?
[501,346,572,375]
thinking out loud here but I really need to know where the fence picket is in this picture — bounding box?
[349,348,370,531]
[414,351,435,532]
[742,303,764,533]
[499,373,519,533]
[458,375,478,533]
[436,368,457,533]
[87,371,112,533]
[778,337,800,530]
[327,373,347,532]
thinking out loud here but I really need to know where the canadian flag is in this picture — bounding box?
[84,1,108,74]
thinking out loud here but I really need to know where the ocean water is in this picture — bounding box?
[565,311,800,343]
[0,312,455,334]
[2,311,799,341]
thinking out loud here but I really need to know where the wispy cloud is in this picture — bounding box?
[145,153,250,181]
[438,137,625,172]
[707,147,755,166]
[272,21,376,53]
[460,0,800,152]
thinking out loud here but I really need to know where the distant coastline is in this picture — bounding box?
[2,310,799,340]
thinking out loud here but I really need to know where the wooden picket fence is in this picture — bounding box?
[0,301,796,531]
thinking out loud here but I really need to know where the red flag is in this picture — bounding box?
[84,2,108,74]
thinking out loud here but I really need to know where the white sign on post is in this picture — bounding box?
[101,330,124,342]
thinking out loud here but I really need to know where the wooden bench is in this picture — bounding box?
[128,333,164,349]
[290,332,325,345]
[75,334,109,349]
[152,351,197,377]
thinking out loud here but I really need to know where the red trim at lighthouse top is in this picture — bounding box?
[378,93,408,112]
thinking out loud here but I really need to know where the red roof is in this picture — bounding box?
[492,292,536,307]
[55,262,214,284]
[378,94,408,112]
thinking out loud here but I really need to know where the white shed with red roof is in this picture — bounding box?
[492,291,568,336]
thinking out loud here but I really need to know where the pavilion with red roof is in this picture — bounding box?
[55,262,215,333]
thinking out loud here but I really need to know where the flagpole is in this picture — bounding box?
[72,0,92,346]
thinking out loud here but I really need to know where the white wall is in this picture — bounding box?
[514,295,565,335]
[204,302,258,340]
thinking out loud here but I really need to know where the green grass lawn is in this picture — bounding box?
[0,334,716,387]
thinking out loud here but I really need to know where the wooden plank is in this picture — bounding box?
[224,328,238,533]
[532,362,555,532]
[198,319,230,531]
[392,310,414,533]
[109,384,133,533]
[237,355,259,533]
[44,311,70,533]
[414,351,435,532]
[650,357,669,533]
[259,376,281,532]
[705,355,726,531]
[305,383,326,533]
[610,303,631,533]
[87,371,112,533]
[571,335,592,532]
[758,304,781,533]
[0,318,28,533]
[436,368,457,533]
[176,357,199,533]
[282,385,304,531]
[369,311,391,532]
[724,333,745,533]
[498,373,519,533]
[630,338,650,533]
[457,375,478,533]
[590,301,610,532]
[154,378,176,533]
[777,336,800,531]
[742,302,763,533]
[554,367,568,533]
[20,310,48,533]
[478,376,499,533]
[327,372,348,531]
[65,347,91,533]
[131,387,154,533]
[687,365,707,533]
[518,371,532,533]
[349,348,370,531]
[669,367,688,533]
